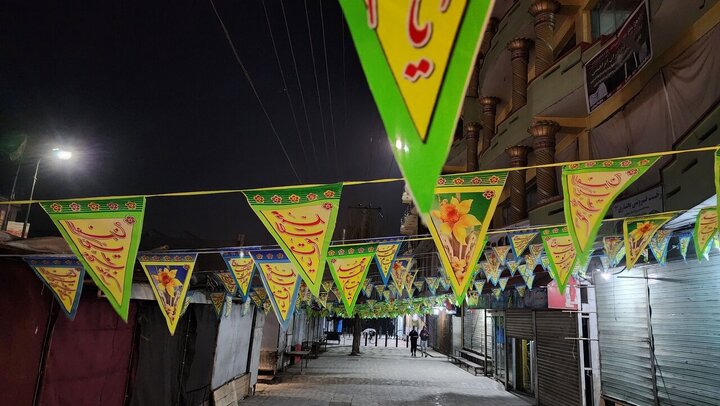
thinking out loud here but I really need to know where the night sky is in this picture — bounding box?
[0,0,407,247]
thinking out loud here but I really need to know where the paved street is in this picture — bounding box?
[244,345,533,406]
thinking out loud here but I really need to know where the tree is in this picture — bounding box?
[350,315,362,355]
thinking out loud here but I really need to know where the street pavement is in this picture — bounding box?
[244,344,533,406]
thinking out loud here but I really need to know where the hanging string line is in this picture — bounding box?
[208,0,302,182]
[304,0,330,162]
[4,145,716,206]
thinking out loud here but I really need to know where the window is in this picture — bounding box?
[591,0,643,39]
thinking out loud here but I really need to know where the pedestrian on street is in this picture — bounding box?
[408,327,419,357]
[419,326,429,357]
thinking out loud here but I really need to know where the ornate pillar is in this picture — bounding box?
[478,96,500,154]
[529,120,560,202]
[467,18,500,98]
[529,0,561,75]
[505,146,531,224]
[507,38,533,111]
[466,122,481,171]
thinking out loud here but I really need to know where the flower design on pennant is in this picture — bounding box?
[253,195,265,203]
[289,194,300,203]
[431,197,481,245]
[489,175,500,184]
[369,247,375,252]
[552,228,559,233]
[338,249,345,255]
[392,261,405,272]
[569,163,580,169]
[483,190,496,200]
[358,248,365,253]
[626,168,638,176]
[271,195,282,204]
[620,160,632,167]
[585,161,596,167]
[453,177,464,185]
[323,190,336,198]
[306,193,318,201]
[603,161,614,167]
[69,202,81,212]
[153,267,182,297]
[638,159,650,166]
[322,202,333,210]
[88,202,100,211]
[107,202,119,210]
[631,221,654,241]
[124,216,136,225]
[348,248,355,254]
[125,201,137,210]
[437,178,447,185]
[450,256,467,275]
[470,177,481,184]
[328,250,335,256]
[50,203,62,212]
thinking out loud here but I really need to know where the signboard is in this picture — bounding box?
[547,278,579,310]
[584,1,652,112]
[6,220,29,238]
[611,185,663,218]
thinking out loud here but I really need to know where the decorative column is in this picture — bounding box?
[466,122,481,171]
[467,18,500,98]
[529,0,561,75]
[505,146,531,224]
[478,96,500,154]
[507,38,534,111]
[528,120,560,202]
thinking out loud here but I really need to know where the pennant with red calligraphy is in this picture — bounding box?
[25,256,85,320]
[221,249,257,299]
[541,226,577,294]
[405,270,419,295]
[243,183,342,296]
[412,280,425,297]
[649,229,673,266]
[326,243,377,316]
[492,246,511,266]
[524,273,535,290]
[524,254,537,273]
[390,257,411,296]
[540,256,550,272]
[506,260,519,276]
[209,292,226,318]
[624,215,673,269]
[363,281,375,298]
[528,244,544,260]
[516,286,526,297]
[562,156,659,274]
[694,207,717,261]
[474,280,485,295]
[425,277,440,295]
[369,237,403,286]
[40,197,145,321]
[498,277,509,292]
[374,284,386,297]
[339,0,495,214]
[426,171,505,304]
[216,272,238,295]
[678,232,692,262]
[492,288,502,300]
[252,249,302,330]
[510,231,538,258]
[382,290,392,302]
[139,253,198,334]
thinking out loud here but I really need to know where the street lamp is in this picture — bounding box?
[17,147,73,237]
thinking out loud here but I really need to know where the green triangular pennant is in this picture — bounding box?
[340,0,495,214]
[326,243,377,316]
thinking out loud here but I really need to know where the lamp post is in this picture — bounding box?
[19,147,72,238]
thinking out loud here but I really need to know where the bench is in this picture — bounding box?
[325,331,341,344]
[447,349,488,376]
[456,357,483,376]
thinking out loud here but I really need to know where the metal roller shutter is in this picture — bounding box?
[647,258,720,405]
[535,311,582,406]
[596,267,655,405]
[463,308,492,355]
[506,309,533,339]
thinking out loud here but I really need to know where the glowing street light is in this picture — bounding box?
[52,147,72,160]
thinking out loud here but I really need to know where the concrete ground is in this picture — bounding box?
[243,344,533,406]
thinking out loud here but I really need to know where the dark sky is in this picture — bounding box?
[0,0,407,247]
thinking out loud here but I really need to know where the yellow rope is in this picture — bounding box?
[2,146,716,205]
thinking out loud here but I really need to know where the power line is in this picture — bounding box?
[208,0,301,182]
[304,0,330,163]
[261,0,309,173]
[279,0,319,170]
[319,0,341,176]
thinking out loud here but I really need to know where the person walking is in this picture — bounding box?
[419,326,430,357]
[408,327,419,357]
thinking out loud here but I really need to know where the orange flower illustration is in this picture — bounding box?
[153,267,182,297]
[431,197,481,245]
[631,221,654,241]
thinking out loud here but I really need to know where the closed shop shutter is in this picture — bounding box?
[535,311,581,406]
[463,308,491,355]
[506,309,533,339]
[596,267,655,405]
[647,258,720,405]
